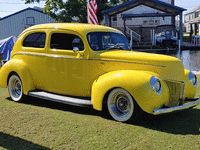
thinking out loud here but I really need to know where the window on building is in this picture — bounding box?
[195,12,199,18]
[26,17,35,25]
[149,20,154,25]
[23,32,46,48]
[50,33,84,51]
[155,20,160,25]
[143,20,148,25]
[112,15,117,21]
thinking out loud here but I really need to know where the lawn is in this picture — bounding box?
[0,75,200,150]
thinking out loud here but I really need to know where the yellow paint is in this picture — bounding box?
[0,23,197,114]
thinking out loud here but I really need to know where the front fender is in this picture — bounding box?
[0,59,35,95]
[91,70,169,114]
[182,69,196,99]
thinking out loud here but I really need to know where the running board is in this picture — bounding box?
[28,91,93,108]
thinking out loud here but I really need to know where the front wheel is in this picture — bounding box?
[8,73,25,102]
[107,88,136,122]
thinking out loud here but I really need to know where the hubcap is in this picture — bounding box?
[12,80,22,97]
[117,96,129,112]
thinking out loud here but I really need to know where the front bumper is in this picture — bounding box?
[153,98,200,115]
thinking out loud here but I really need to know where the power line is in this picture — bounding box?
[0,2,22,4]
[0,11,16,12]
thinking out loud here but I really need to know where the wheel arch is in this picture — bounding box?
[0,59,35,95]
[91,70,169,114]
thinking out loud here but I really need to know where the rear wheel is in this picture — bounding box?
[8,73,25,102]
[107,88,136,122]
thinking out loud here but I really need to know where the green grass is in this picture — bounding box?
[1,75,200,149]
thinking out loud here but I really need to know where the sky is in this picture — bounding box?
[0,0,200,18]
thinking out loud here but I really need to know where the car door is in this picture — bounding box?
[21,30,47,89]
[45,29,90,97]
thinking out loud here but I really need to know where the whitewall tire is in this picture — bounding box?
[8,74,24,102]
[107,88,135,122]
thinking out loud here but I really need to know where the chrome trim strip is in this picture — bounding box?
[28,91,92,108]
[13,52,166,68]
[153,98,200,115]
[90,59,166,68]
[12,52,87,60]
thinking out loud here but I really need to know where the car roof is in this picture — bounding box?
[21,23,122,35]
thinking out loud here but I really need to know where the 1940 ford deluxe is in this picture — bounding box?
[0,23,200,122]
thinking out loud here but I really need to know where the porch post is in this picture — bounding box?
[179,12,183,45]
[190,23,193,42]
[195,23,198,35]
[109,16,112,27]
[105,14,108,26]
[123,18,126,34]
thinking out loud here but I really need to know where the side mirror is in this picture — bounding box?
[73,47,79,53]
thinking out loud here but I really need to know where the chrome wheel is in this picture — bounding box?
[107,88,134,122]
[8,74,23,102]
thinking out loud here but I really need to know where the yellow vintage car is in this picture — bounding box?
[0,23,199,122]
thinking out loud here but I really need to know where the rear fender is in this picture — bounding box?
[0,59,35,95]
[91,70,169,114]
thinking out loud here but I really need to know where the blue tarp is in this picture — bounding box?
[0,36,17,61]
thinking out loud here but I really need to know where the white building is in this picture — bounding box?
[0,7,56,39]
[102,0,186,43]
[184,5,200,35]
[109,0,174,28]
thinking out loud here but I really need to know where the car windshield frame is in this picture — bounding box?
[87,32,130,51]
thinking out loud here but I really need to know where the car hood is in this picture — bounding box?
[93,50,184,81]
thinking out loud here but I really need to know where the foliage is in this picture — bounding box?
[25,0,130,23]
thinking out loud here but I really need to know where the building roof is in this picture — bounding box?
[0,7,44,21]
[185,5,200,15]
[102,0,186,16]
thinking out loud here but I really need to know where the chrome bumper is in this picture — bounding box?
[153,98,200,115]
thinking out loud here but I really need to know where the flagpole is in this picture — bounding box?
[87,0,89,24]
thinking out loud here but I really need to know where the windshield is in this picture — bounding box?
[87,32,130,51]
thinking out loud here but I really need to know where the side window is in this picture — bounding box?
[23,32,46,48]
[50,33,84,51]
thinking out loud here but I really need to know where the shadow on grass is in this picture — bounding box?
[6,96,100,117]
[0,132,50,150]
[6,96,200,135]
[132,109,200,135]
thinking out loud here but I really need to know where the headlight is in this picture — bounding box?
[189,72,197,87]
[150,76,162,95]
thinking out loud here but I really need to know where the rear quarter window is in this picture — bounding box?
[23,32,46,48]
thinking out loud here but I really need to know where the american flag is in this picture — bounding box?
[87,0,98,25]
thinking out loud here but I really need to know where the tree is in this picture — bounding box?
[25,0,110,23]
[25,0,129,23]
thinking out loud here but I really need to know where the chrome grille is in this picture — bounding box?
[164,80,185,107]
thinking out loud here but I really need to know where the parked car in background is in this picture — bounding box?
[0,23,199,122]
